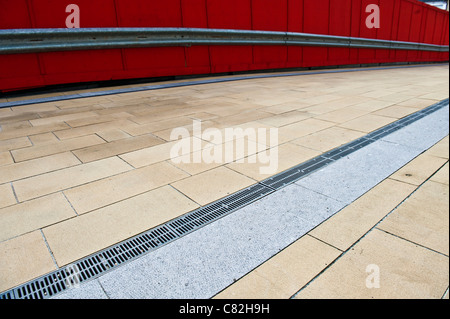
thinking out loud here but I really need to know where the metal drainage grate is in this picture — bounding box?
[261,156,333,190]
[167,183,274,236]
[0,98,447,299]
[0,184,274,299]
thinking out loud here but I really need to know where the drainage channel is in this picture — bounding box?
[1,98,448,299]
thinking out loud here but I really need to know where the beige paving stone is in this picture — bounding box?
[260,102,312,114]
[430,162,449,185]
[389,154,447,186]
[0,112,40,124]
[215,235,341,299]
[338,114,395,133]
[29,111,98,127]
[170,135,269,175]
[54,97,112,110]
[119,140,179,168]
[64,161,189,214]
[314,107,369,124]
[418,91,448,101]
[0,231,56,292]
[72,134,163,163]
[0,122,69,141]
[0,193,76,242]
[0,151,13,166]
[377,93,419,104]
[152,120,216,141]
[300,94,346,106]
[186,112,219,121]
[65,112,133,128]
[218,122,277,145]
[123,117,194,137]
[351,99,396,112]
[295,229,449,299]
[300,103,347,115]
[426,136,449,159]
[0,108,12,118]
[0,183,16,209]
[0,136,32,152]
[53,119,137,140]
[171,166,255,206]
[0,120,32,131]
[0,152,81,184]
[11,134,105,162]
[278,118,335,144]
[256,111,312,127]
[361,89,401,99]
[36,105,103,119]
[28,132,59,145]
[120,138,204,168]
[12,156,132,202]
[226,143,320,181]
[215,110,274,126]
[96,129,131,142]
[291,126,365,152]
[372,105,418,119]
[397,98,441,109]
[309,179,416,251]
[377,180,449,255]
[169,152,223,176]
[243,96,302,107]
[130,107,196,126]
[43,185,199,266]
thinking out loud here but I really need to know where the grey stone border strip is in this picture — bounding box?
[0,98,448,299]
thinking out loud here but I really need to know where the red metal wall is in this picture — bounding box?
[0,0,448,92]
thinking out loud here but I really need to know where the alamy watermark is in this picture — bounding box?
[365,264,381,289]
[65,4,80,28]
[169,121,279,175]
[366,4,380,29]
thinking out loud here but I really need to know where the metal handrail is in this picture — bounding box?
[0,27,448,54]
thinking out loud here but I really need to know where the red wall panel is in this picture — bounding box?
[0,0,448,92]
[252,0,288,69]
[206,0,253,73]
[286,0,303,68]
[328,0,352,66]
[303,0,330,67]
[376,0,396,63]
[0,0,33,29]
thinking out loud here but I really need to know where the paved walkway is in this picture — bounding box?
[0,64,448,298]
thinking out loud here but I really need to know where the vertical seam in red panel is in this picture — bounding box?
[204,0,213,73]
[326,0,330,62]
[179,0,187,68]
[431,11,438,45]
[25,0,37,27]
[418,5,425,61]
[301,0,304,32]
[286,0,289,64]
[179,0,184,27]
[407,3,414,42]
[375,0,380,39]
[250,0,255,65]
[351,0,359,62]
[113,0,127,73]
[26,0,46,78]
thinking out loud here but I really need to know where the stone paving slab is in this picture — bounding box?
[52,104,448,299]
[0,64,448,295]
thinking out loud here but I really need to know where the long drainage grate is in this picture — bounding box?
[0,98,448,299]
